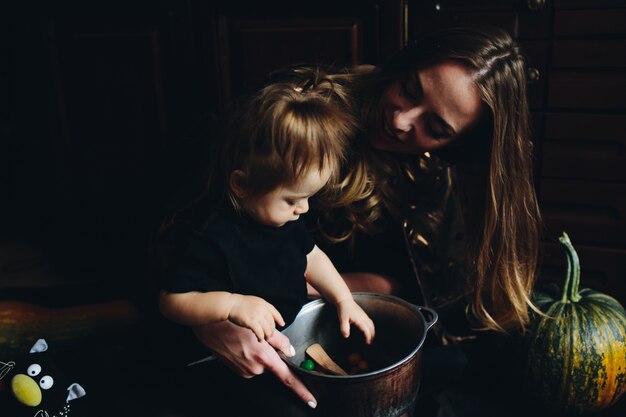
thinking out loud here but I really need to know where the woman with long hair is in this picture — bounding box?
[164,25,541,416]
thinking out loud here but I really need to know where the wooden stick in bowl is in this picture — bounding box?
[306,343,349,376]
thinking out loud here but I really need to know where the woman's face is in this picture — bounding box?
[370,60,484,155]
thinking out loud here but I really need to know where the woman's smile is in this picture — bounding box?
[381,117,402,143]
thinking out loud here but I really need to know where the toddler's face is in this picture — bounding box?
[243,167,332,227]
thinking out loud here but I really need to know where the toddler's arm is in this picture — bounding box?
[159,290,285,342]
[305,246,375,344]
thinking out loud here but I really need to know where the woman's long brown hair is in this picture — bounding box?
[329,26,542,332]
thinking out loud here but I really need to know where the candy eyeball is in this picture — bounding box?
[27,363,42,377]
[39,375,54,390]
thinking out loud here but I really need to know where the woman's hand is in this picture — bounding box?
[227,294,285,342]
[192,321,317,408]
[335,298,375,344]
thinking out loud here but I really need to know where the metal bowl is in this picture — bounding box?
[281,292,437,417]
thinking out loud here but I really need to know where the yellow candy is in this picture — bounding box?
[11,374,42,406]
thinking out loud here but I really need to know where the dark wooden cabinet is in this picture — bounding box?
[42,9,176,274]
[205,0,404,113]
[2,0,404,282]
[539,0,626,305]
[3,1,625,304]
[410,0,626,305]
[409,0,553,40]
[2,2,192,278]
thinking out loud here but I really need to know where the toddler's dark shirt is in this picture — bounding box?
[161,208,314,327]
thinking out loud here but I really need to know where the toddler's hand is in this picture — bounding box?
[228,295,285,342]
[336,298,375,344]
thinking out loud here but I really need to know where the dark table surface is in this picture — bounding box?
[2,283,624,417]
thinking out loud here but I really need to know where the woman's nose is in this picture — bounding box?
[392,106,421,134]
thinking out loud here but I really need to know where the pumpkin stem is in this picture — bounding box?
[559,232,582,303]
[560,236,572,303]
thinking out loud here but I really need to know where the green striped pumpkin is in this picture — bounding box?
[523,232,626,415]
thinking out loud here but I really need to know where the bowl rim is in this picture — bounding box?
[280,292,437,379]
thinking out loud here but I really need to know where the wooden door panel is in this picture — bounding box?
[54,26,168,265]
[544,113,626,141]
[213,11,379,113]
[540,179,626,246]
[229,17,362,93]
[61,31,166,149]
[552,40,626,68]
[410,0,551,39]
[548,71,626,110]
[541,113,626,181]
[412,9,520,37]
[555,0,626,8]
[541,142,626,181]
[554,7,626,36]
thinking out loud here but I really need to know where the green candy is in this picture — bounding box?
[300,359,315,371]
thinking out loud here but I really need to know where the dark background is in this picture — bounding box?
[2,0,625,304]
[1,0,625,416]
